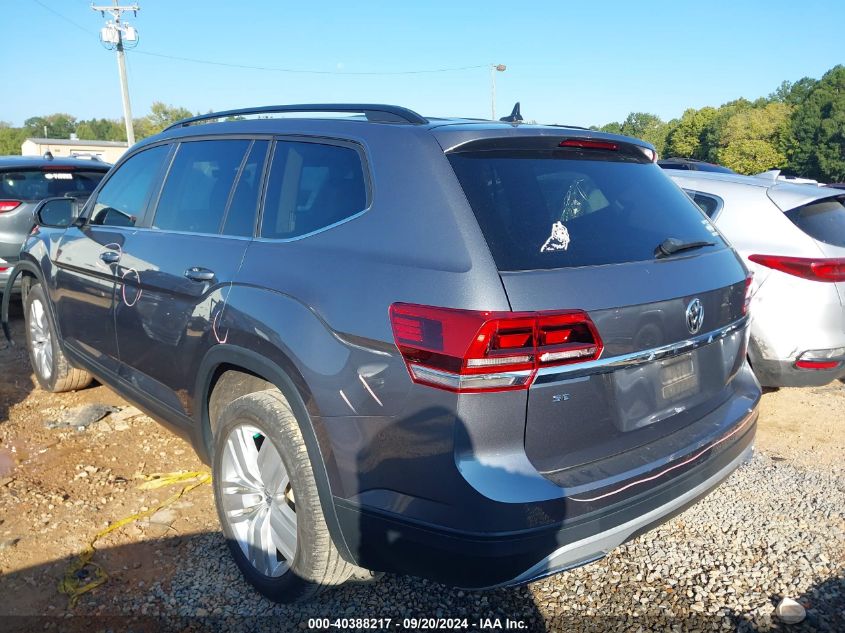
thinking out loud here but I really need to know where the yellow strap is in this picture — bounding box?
[58,470,211,607]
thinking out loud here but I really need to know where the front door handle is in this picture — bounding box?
[185,267,215,282]
[99,251,120,264]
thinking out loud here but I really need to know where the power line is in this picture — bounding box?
[132,50,489,76]
[31,0,95,35]
[29,0,489,77]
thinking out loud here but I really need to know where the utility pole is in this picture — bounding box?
[491,64,506,120]
[92,2,140,145]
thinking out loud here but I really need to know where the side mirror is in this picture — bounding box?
[35,197,77,228]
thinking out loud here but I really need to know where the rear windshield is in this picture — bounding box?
[785,196,845,248]
[0,169,106,201]
[448,151,723,271]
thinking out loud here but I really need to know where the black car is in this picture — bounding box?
[658,157,735,174]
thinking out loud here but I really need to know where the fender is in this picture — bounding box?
[194,343,356,565]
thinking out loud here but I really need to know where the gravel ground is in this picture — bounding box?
[53,452,841,633]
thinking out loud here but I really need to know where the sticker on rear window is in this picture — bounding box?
[44,173,73,180]
[541,221,571,253]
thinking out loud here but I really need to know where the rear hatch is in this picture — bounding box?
[446,134,750,481]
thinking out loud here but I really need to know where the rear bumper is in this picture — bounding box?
[750,355,845,388]
[333,406,756,588]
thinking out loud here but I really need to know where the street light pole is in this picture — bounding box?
[491,64,507,120]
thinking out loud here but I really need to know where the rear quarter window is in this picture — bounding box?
[785,196,845,247]
[448,151,722,271]
[683,190,723,219]
[260,141,367,240]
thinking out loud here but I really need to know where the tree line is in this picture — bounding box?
[1,64,842,180]
[592,65,844,182]
[0,102,194,156]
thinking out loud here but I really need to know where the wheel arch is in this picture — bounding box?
[194,344,355,564]
[2,258,50,345]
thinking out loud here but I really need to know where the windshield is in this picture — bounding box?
[0,169,106,201]
[785,196,845,248]
[448,151,724,271]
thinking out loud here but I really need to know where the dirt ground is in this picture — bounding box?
[1,301,843,622]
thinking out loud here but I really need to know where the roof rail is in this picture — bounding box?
[163,104,428,131]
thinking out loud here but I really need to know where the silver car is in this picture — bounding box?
[0,156,108,292]
[668,170,845,387]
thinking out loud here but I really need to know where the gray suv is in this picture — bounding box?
[0,156,108,292]
[3,105,760,602]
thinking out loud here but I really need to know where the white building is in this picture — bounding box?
[21,137,128,164]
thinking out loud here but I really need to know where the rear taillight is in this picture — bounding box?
[742,272,753,315]
[389,303,603,392]
[0,200,21,213]
[749,254,845,282]
[794,347,845,370]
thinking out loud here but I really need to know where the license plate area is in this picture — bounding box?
[660,353,698,400]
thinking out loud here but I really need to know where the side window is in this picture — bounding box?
[261,141,367,239]
[684,190,722,218]
[89,145,170,227]
[153,139,250,233]
[221,140,269,237]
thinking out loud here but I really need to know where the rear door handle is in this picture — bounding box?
[99,251,120,264]
[185,267,215,282]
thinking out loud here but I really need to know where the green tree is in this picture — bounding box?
[597,121,623,135]
[619,112,668,155]
[717,102,792,173]
[76,118,127,142]
[0,127,26,155]
[663,107,718,159]
[788,65,845,181]
[139,102,195,136]
[23,113,77,139]
[701,98,753,163]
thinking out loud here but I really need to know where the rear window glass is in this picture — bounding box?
[0,169,105,200]
[448,152,723,271]
[785,196,845,247]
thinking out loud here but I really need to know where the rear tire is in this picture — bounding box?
[24,283,93,393]
[212,388,352,602]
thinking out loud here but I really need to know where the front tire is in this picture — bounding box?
[24,283,93,393]
[212,389,352,602]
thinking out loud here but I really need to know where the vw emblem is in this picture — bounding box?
[686,298,704,334]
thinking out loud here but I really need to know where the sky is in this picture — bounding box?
[2,1,843,128]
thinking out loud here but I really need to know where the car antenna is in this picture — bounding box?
[43,151,54,160]
[500,102,523,123]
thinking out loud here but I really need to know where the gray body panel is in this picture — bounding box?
[10,109,760,588]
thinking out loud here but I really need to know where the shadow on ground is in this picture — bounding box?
[2,529,842,633]
[0,299,32,428]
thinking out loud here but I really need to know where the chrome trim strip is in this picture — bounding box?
[534,316,749,384]
[409,363,533,388]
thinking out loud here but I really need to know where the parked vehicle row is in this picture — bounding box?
[0,102,828,603]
